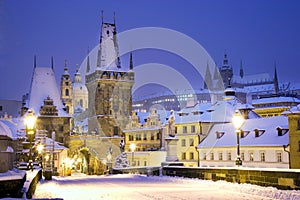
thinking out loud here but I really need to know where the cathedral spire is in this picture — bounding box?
[101,10,104,24]
[274,62,279,94]
[204,62,212,89]
[129,51,133,70]
[240,60,244,78]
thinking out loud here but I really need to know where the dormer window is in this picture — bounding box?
[216,131,225,139]
[254,129,265,137]
[240,130,250,138]
[276,127,289,136]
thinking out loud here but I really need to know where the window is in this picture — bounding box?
[203,153,207,160]
[298,141,300,152]
[144,161,147,166]
[128,135,134,141]
[210,152,214,160]
[156,132,160,140]
[59,125,64,132]
[298,120,300,130]
[219,152,223,160]
[181,139,186,147]
[175,127,177,134]
[65,82,69,86]
[0,106,2,111]
[227,152,231,160]
[250,152,254,161]
[151,133,155,140]
[65,89,69,96]
[189,139,194,146]
[114,126,119,136]
[80,99,83,107]
[241,152,245,161]
[183,126,187,133]
[136,134,141,141]
[182,152,186,160]
[143,133,147,140]
[260,152,265,162]
[190,152,194,160]
[191,125,195,133]
[277,152,282,162]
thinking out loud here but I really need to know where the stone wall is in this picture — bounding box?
[163,166,300,190]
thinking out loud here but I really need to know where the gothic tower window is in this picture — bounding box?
[65,89,69,96]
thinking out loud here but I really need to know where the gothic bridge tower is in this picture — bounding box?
[85,13,134,138]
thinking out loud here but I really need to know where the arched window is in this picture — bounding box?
[65,89,69,96]
[80,99,83,107]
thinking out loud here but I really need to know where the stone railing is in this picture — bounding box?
[163,166,300,190]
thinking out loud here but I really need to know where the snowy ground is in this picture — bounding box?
[33,173,300,200]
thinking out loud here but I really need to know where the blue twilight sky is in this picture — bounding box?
[0,0,300,100]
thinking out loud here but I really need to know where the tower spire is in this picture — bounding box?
[274,62,279,94]
[240,60,244,78]
[101,10,104,24]
[129,51,133,70]
[51,56,54,70]
[34,55,37,68]
[114,11,116,25]
[86,48,90,73]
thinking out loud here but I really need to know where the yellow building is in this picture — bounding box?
[252,96,300,117]
[283,105,300,169]
[123,110,165,166]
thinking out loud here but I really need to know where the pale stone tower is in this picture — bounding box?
[85,14,134,137]
[72,65,88,112]
[60,60,73,114]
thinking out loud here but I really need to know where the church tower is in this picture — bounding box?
[85,13,134,137]
[60,60,73,114]
[219,52,233,88]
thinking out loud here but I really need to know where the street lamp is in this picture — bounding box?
[232,111,244,167]
[130,143,136,167]
[25,109,37,171]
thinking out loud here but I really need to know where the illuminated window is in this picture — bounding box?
[190,152,194,160]
[219,152,223,160]
[227,152,231,160]
[191,125,195,133]
[250,152,254,161]
[181,139,186,147]
[260,152,265,162]
[277,152,282,162]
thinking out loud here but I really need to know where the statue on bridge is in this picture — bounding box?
[119,139,125,152]
[168,110,176,137]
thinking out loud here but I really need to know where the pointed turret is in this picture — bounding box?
[64,59,69,75]
[240,60,244,78]
[204,62,212,89]
[274,63,279,94]
[129,52,133,70]
[86,49,90,73]
[51,56,54,70]
[96,12,121,70]
[34,55,37,68]
[114,11,116,25]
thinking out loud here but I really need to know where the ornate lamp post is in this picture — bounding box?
[130,143,136,167]
[24,110,37,171]
[232,111,244,167]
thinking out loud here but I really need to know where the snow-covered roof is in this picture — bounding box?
[198,116,288,148]
[252,96,300,105]
[0,118,24,139]
[0,120,13,139]
[282,104,300,115]
[232,73,272,85]
[44,137,68,151]
[28,67,69,117]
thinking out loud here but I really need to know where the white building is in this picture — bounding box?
[197,116,289,168]
[72,67,88,113]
